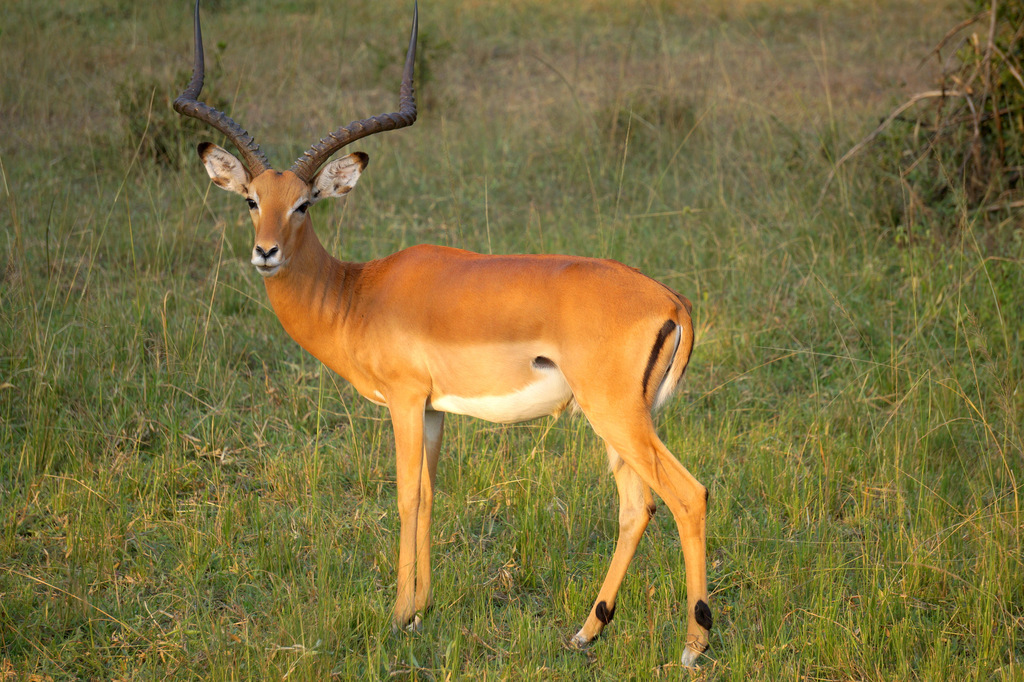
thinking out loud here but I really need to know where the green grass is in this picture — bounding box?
[2,0,1022,679]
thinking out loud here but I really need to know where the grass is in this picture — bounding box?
[1,0,1022,679]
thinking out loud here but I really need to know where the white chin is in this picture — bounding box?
[254,264,281,277]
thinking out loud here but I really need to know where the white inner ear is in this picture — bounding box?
[200,144,251,196]
[312,153,366,203]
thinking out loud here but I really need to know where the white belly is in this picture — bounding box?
[429,367,573,424]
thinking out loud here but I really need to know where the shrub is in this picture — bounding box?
[117,43,232,169]
[824,0,1024,234]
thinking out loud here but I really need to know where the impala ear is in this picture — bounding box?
[311,152,368,203]
[198,142,252,195]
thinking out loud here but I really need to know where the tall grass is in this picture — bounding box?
[2,0,1021,679]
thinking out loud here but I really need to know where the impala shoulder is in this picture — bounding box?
[402,243,476,259]
[379,244,479,273]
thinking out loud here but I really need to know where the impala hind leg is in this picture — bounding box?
[413,409,444,618]
[571,443,655,647]
[602,427,711,667]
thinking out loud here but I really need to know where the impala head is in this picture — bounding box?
[174,0,417,278]
[196,143,369,277]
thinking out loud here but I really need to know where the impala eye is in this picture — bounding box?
[295,201,310,214]
[246,198,258,211]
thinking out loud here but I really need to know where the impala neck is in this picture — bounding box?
[262,234,354,369]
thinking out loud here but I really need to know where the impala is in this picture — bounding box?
[174,0,712,666]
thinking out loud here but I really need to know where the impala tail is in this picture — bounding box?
[641,286,694,411]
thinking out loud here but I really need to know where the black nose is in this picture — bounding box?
[255,245,279,259]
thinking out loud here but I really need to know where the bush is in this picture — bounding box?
[117,43,232,169]
[910,0,1024,210]
[824,0,1024,235]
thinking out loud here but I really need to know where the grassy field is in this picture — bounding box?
[2,0,1022,679]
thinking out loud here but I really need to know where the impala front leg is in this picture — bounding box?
[389,400,427,631]
[415,409,444,615]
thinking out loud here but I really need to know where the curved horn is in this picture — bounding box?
[173,0,271,176]
[289,3,418,182]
